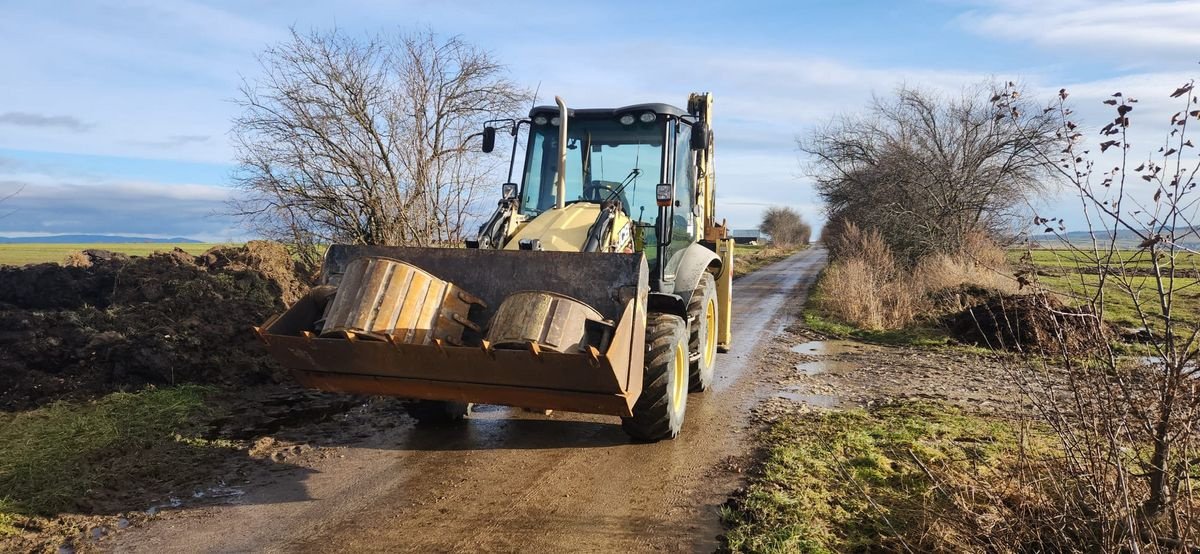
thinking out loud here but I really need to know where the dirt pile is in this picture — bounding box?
[0,241,310,410]
[944,292,1109,353]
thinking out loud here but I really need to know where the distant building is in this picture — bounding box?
[730,229,768,245]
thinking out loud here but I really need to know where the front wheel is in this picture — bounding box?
[686,272,718,392]
[621,313,689,441]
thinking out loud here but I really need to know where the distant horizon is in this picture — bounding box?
[0,233,208,244]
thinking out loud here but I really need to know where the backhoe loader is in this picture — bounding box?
[256,92,734,441]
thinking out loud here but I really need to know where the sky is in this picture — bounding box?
[1,0,1198,241]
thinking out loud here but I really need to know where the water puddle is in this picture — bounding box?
[790,339,877,356]
[790,339,873,376]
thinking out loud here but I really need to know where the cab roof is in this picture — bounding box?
[528,102,689,119]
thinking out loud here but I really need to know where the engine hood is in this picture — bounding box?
[504,203,600,252]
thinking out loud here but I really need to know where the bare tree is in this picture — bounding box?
[231,28,529,267]
[803,82,1060,263]
[1008,81,1200,549]
[759,206,811,246]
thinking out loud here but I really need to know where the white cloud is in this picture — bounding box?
[957,1,1200,65]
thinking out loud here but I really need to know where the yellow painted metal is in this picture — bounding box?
[715,237,734,349]
[503,203,631,253]
[704,295,717,367]
[672,341,686,410]
[504,204,597,251]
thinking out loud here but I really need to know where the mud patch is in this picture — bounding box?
[764,323,1033,416]
[0,241,310,410]
[944,292,1110,353]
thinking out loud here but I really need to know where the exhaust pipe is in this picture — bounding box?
[555,95,567,210]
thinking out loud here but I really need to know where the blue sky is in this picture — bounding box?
[1,0,1198,240]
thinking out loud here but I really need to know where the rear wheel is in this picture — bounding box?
[686,272,718,392]
[404,400,472,425]
[622,313,689,441]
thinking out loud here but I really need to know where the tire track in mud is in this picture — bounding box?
[113,248,828,554]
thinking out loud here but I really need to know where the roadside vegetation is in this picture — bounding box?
[734,77,1200,552]
[0,386,220,525]
[734,243,803,278]
[723,403,1057,553]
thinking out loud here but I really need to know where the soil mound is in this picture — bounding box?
[0,242,309,410]
[195,240,309,305]
[944,292,1109,353]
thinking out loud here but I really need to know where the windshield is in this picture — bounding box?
[519,117,664,225]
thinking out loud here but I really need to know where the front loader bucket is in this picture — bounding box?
[257,246,649,417]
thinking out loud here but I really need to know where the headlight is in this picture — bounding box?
[639,112,657,123]
[533,115,548,125]
[619,114,636,125]
[550,117,561,126]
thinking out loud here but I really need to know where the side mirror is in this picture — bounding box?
[482,126,497,153]
[501,183,517,199]
[690,121,710,151]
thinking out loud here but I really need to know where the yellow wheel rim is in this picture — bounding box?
[704,298,717,368]
[672,342,687,410]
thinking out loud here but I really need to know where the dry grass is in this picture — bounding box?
[817,225,1012,330]
[734,244,802,278]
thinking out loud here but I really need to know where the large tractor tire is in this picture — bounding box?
[622,313,689,441]
[686,272,718,392]
[404,400,472,425]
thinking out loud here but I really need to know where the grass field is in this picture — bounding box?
[1011,248,1200,271]
[1017,248,1200,329]
[0,243,232,266]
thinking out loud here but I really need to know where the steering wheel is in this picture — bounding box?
[582,181,619,202]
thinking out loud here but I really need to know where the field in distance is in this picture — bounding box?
[0,243,234,266]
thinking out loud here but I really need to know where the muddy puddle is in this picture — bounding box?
[789,339,877,376]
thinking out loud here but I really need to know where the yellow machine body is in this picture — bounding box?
[257,92,733,420]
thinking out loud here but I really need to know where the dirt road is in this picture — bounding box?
[113,248,828,554]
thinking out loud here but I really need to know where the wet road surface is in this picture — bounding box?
[113,248,828,553]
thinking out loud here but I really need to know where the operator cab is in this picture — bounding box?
[518,104,699,263]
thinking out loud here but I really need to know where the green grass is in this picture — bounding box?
[1013,248,1200,330]
[0,386,216,519]
[722,403,1033,553]
[802,309,954,347]
[0,243,233,266]
[1012,248,1200,272]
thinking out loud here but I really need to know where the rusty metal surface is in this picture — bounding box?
[321,246,643,323]
[260,247,649,416]
[320,256,483,345]
[293,370,635,417]
[485,291,605,353]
